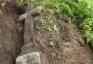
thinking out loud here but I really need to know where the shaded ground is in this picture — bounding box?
[0,2,24,64]
[0,1,93,64]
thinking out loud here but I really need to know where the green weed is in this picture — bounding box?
[0,2,5,15]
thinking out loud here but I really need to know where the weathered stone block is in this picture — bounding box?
[16,52,41,64]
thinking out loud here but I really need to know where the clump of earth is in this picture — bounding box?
[0,1,93,64]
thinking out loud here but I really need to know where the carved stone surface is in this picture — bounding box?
[16,52,41,64]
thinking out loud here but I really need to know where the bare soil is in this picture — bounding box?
[0,2,24,64]
[0,1,93,64]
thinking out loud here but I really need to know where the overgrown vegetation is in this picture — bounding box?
[17,0,93,47]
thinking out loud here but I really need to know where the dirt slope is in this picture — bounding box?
[0,1,93,64]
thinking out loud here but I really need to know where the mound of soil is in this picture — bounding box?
[0,1,93,64]
[33,13,93,64]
